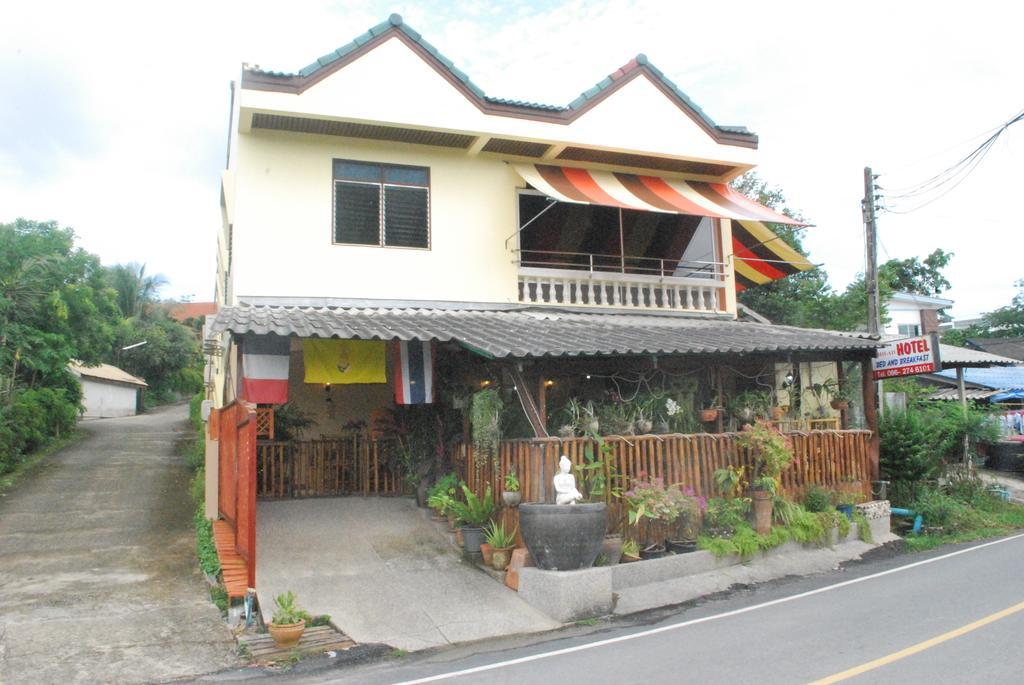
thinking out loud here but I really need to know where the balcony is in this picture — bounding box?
[515,249,727,313]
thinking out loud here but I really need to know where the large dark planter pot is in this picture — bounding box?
[461,526,486,554]
[518,502,607,571]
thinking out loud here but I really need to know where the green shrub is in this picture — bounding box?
[803,485,832,513]
[194,504,220,577]
[879,409,940,482]
[0,385,81,474]
[190,467,206,505]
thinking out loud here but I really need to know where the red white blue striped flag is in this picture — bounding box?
[392,340,434,405]
[241,334,291,404]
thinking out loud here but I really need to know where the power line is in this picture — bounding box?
[877,107,1023,215]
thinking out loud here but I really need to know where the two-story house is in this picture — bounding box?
[203,15,882,601]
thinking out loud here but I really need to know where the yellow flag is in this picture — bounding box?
[302,339,386,384]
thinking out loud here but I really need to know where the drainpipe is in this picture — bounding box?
[890,507,923,535]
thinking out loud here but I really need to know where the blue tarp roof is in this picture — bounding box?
[934,366,1024,390]
[989,390,1024,402]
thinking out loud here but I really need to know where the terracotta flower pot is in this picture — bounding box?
[770,406,785,421]
[269,619,305,648]
[699,408,719,423]
[751,490,773,535]
[480,543,493,566]
[830,399,849,411]
[620,552,641,563]
[491,546,515,571]
[601,534,624,565]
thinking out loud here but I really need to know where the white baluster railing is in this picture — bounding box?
[517,267,725,313]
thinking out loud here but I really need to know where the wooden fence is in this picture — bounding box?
[256,434,405,498]
[213,401,257,588]
[458,430,875,504]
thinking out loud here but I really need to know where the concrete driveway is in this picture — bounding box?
[0,404,239,684]
[257,498,560,652]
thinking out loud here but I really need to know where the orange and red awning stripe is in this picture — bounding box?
[513,163,813,290]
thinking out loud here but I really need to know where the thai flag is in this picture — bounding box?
[392,340,434,405]
[241,334,290,404]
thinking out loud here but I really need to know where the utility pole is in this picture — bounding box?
[863,167,883,419]
[863,167,881,337]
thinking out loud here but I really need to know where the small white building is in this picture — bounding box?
[68,362,148,418]
[885,291,953,338]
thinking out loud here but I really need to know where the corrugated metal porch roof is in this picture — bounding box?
[209,306,880,359]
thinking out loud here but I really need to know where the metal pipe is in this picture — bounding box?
[890,507,923,535]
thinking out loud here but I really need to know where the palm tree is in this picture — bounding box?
[108,263,168,319]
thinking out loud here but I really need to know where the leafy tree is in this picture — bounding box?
[112,312,203,402]
[878,249,953,296]
[0,219,121,472]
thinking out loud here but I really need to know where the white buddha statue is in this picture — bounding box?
[553,455,583,505]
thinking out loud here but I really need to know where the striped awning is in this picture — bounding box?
[513,163,813,290]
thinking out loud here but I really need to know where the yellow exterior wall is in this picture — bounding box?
[231,131,520,304]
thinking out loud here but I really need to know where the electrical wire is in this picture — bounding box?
[878,108,1023,215]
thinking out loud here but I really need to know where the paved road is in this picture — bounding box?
[277,534,1024,685]
[0,404,239,684]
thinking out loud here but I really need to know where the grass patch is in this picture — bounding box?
[0,429,83,495]
[574,618,600,626]
[210,585,229,614]
[388,648,408,659]
[195,504,220,577]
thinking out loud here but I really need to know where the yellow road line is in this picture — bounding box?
[809,600,1024,684]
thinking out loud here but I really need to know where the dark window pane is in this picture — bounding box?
[383,166,428,186]
[384,186,428,248]
[335,181,381,244]
[334,160,381,182]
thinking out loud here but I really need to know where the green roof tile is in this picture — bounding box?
[245,15,756,143]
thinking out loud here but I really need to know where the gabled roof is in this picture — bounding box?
[68,361,148,388]
[241,14,757,149]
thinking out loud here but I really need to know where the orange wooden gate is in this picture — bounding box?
[214,401,257,589]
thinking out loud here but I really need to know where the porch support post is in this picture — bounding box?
[861,358,880,481]
[503,365,549,438]
[715,365,725,433]
[957,367,969,465]
[537,375,548,429]
[836,361,848,430]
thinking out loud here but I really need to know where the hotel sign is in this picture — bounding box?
[872,333,942,380]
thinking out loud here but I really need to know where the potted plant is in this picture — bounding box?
[804,378,841,417]
[729,389,771,423]
[736,420,793,535]
[666,487,707,553]
[634,405,653,435]
[502,468,521,507]
[702,497,749,538]
[470,388,503,470]
[268,591,310,648]
[448,483,496,554]
[622,474,685,558]
[833,485,863,520]
[699,390,723,423]
[829,378,855,411]
[620,539,641,563]
[484,520,518,571]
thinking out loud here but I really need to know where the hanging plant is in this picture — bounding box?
[470,387,503,470]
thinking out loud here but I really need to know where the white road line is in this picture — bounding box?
[392,533,1024,685]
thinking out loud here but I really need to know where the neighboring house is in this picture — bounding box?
[884,291,952,338]
[203,15,884,597]
[964,337,1024,362]
[68,362,147,418]
[167,301,218,326]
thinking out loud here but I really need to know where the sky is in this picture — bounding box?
[1,0,1021,319]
